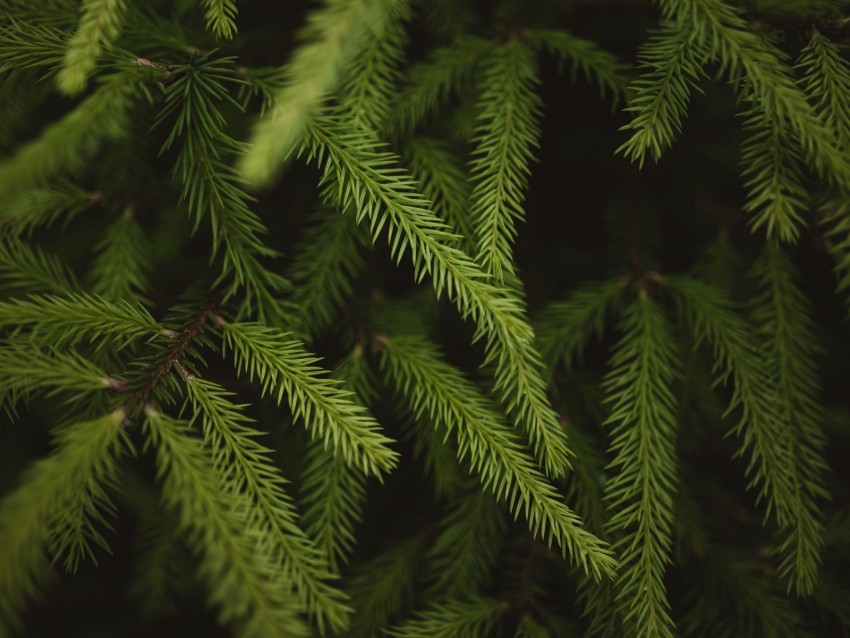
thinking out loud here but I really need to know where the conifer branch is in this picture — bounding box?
[56,0,128,95]
[529,29,629,101]
[142,409,310,637]
[300,349,372,570]
[156,54,290,321]
[387,35,492,139]
[427,488,507,596]
[407,411,465,499]
[682,0,850,187]
[304,117,571,477]
[0,292,161,348]
[666,277,800,528]
[217,319,398,476]
[0,409,128,634]
[0,238,79,294]
[820,199,850,316]
[751,247,828,596]
[379,335,617,579]
[128,506,183,617]
[88,208,152,302]
[403,136,474,243]
[602,291,679,638]
[0,20,68,76]
[287,209,369,339]
[339,0,410,132]
[0,182,95,237]
[679,542,803,637]
[344,535,425,638]
[799,33,850,152]
[739,108,808,243]
[469,41,542,281]
[535,278,627,373]
[181,374,352,632]
[239,0,379,185]
[0,72,142,201]
[386,597,507,638]
[301,437,367,571]
[0,342,115,416]
[617,20,706,166]
[514,615,552,638]
[0,76,42,150]
[200,0,238,39]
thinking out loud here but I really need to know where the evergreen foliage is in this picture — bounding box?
[1,0,850,637]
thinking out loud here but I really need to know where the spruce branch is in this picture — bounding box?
[0,20,68,77]
[427,487,507,596]
[142,409,310,637]
[0,238,79,294]
[339,0,411,132]
[403,136,475,243]
[739,107,808,243]
[666,277,800,528]
[217,319,398,476]
[128,505,183,617]
[0,182,95,237]
[535,278,627,373]
[751,247,829,596]
[529,29,629,102]
[386,597,507,638]
[514,615,553,638]
[0,342,115,418]
[469,40,542,281]
[343,536,425,638]
[602,291,679,638]
[239,0,380,185]
[0,410,129,634]
[0,72,143,202]
[406,410,465,499]
[156,53,290,321]
[200,0,238,39]
[799,33,850,152]
[687,0,850,188]
[300,349,372,570]
[301,437,367,572]
[617,19,707,166]
[820,199,850,316]
[386,34,492,139]
[0,292,160,349]
[304,116,571,478]
[56,0,128,95]
[379,335,617,580]
[678,541,803,637]
[287,208,369,339]
[88,208,152,302]
[181,374,352,632]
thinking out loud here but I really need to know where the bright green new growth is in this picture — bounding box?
[240,0,382,185]
[56,0,128,95]
[0,72,142,202]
